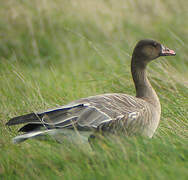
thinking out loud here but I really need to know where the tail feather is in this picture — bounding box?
[13,129,91,144]
[18,124,43,132]
[6,103,86,127]
[13,130,49,143]
[6,113,39,126]
[18,116,78,132]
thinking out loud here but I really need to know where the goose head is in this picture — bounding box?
[132,39,176,65]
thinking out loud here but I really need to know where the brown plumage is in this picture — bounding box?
[6,39,176,143]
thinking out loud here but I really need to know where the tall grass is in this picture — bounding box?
[0,0,187,179]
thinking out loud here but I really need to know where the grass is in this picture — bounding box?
[0,0,188,179]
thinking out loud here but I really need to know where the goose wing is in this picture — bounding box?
[76,93,148,134]
[7,93,147,133]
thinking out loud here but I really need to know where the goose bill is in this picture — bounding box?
[160,45,176,56]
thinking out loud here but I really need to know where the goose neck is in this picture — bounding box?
[131,57,159,107]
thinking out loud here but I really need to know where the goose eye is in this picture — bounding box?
[153,42,157,47]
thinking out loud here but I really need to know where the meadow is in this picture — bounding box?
[0,0,188,179]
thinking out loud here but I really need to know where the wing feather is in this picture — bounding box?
[7,93,149,139]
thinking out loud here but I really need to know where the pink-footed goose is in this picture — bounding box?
[6,39,176,143]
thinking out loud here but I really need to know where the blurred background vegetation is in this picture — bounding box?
[0,0,187,179]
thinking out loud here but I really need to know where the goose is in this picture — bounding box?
[6,39,176,143]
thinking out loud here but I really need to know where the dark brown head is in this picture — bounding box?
[132,39,176,65]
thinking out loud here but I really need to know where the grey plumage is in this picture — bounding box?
[7,93,157,143]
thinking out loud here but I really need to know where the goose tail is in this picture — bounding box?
[12,129,55,143]
[12,129,91,144]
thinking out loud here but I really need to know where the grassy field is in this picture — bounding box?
[0,0,188,179]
